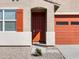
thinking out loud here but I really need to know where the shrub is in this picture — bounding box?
[35,48,42,56]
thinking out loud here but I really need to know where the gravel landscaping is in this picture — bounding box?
[0,47,31,59]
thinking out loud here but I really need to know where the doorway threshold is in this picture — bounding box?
[32,42,54,47]
[33,42,47,47]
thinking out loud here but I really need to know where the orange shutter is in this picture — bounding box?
[16,9,23,32]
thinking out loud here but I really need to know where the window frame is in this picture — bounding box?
[0,9,16,32]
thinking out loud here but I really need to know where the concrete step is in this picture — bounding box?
[31,45,60,54]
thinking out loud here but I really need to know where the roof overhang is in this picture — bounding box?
[44,0,60,12]
[44,0,60,6]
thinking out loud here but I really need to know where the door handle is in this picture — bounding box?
[33,30,35,32]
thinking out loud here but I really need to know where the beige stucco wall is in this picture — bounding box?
[0,0,54,32]
[0,0,31,31]
[30,0,54,32]
[52,0,79,13]
[30,0,55,45]
[0,0,79,32]
[0,0,55,45]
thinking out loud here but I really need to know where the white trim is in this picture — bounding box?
[46,32,55,45]
[3,10,5,32]
[55,12,79,15]
[0,20,3,21]
[0,31,16,32]
[4,20,16,21]
[0,32,32,45]
[0,7,22,9]
[5,31,16,32]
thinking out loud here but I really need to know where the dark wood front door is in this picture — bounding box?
[31,12,46,43]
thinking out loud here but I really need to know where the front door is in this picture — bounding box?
[31,12,46,43]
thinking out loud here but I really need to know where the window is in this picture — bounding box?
[0,9,16,31]
[56,22,68,25]
[71,22,79,25]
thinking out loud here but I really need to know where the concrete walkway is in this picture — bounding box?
[0,46,65,59]
[31,52,64,59]
[57,45,79,59]
[31,45,65,59]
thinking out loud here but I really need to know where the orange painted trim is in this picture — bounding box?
[16,9,23,32]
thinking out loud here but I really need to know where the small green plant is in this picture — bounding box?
[35,48,42,56]
[32,48,42,56]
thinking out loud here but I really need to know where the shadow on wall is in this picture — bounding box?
[54,5,59,12]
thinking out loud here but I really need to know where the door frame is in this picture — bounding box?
[31,7,47,44]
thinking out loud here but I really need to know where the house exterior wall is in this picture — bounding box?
[0,0,54,32]
[30,0,54,32]
[52,0,79,13]
[0,0,30,32]
[0,0,31,45]
[30,0,55,45]
[1,0,79,45]
[0,0,55,45]
[0,32,31,45]
[52,0,79,44]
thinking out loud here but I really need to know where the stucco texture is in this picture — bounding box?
[51,0,79,12]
